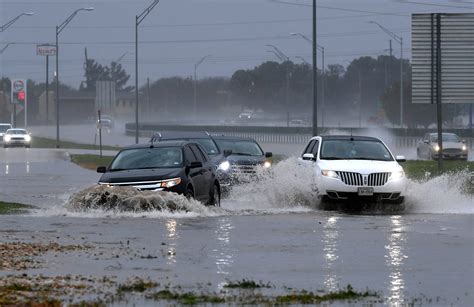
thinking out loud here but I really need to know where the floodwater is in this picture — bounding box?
[0,148,473,306]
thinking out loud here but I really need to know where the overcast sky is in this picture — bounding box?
[0,0,472,88]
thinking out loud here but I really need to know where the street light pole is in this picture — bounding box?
[290,33,325,128]
[0,12,34,32]
[135,0,161,144]
[266,45,291,127]
[312,0,318,136]
[369,21,404,127]
[55,7,94,148]
[193,55,212,122]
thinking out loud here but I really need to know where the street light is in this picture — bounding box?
[0,12,34,32]
[290,32,326,127]
[266,45,291,127]
[369,21,404,127]
[135,0,161,144]
[194,55,211,122]
[55,7,94,148]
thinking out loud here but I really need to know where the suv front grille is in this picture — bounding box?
[368,172,390,186]
[336,171,363,186]
[231,165,257,174]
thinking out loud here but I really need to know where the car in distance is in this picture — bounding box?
[301,135,407,205]
[97,115,114,130]
[0,123,12,144]
[3,128,32,148]
[417,132,468,160]
[212,136,272,184]
[97,141,221,206]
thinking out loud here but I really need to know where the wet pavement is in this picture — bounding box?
[0,148,473,306]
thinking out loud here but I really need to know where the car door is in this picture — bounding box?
[192,144,214,200]
[184,145,205,200]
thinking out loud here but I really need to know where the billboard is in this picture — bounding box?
[412,13,474,104]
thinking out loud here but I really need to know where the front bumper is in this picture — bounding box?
[318,176,407,200]
[432,152,468,160]
[3,139,30,146]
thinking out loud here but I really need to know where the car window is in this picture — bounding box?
[312,140,320,156]
[214,139,264,156]
[190,144,208,163]
[303,140,316,155]
[184,146,198,163]
[109,147,183,170]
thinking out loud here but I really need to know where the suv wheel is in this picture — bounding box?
[209,184,220,207]
[185,187,194,200]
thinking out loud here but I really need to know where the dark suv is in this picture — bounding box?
[97,141,220,206]
[211,136,273,184]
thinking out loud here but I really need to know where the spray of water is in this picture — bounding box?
[405,170,473,214]
[224,157,318,213]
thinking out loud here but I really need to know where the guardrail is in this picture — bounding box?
[125,123,474,149]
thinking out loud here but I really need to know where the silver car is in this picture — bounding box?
[417,133,468,160]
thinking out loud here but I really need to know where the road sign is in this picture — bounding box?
[11,79,27,105]
[36,44,57,56]
[412,13,474,104]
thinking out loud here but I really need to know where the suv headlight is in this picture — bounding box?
[218,161,231,171]
[462,145,467,151]
[433,144,440,152]
[390,171,405,180]
[321,170,339,178]
[160,178,182,188]
[263,161,271,168]
[24,135,31,142]
[4,135,11,142]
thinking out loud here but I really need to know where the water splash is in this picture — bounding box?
[405,169,473,214]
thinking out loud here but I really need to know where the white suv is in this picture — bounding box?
[300,135,407,205]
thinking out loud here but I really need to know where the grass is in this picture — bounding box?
[116,279,157,293]
[0,201,36,215]
[148,290,225,305]
[31,136,120,151]
[70,154,115,171]
[223,279,271,289]
[275,285,377,304]
[403,160,474,181]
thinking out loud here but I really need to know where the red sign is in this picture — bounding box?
[18,91,26,101]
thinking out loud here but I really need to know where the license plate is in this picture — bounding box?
[358,187,374,196]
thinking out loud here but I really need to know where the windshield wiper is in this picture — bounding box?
[351,157,389,161]
[320,156,345,160]
[231,153,254,156]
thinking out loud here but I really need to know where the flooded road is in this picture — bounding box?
[0,148,473,305]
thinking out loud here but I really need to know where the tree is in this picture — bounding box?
[82,59,132,92]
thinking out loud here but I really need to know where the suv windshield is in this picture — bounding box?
[432,134,460,142]
[110,147,183,171]
[320,140,393,161]
[6,129,27,135]
[214,139,263,156]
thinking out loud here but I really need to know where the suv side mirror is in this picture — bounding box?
[223,149,232,157]
[302,153,315,161]
[189,161,203,168]
[265,152,273,158]
[462,139,466,144]
[97,166,107,173]
[396,155,406,163]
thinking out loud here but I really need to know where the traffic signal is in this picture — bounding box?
[17,91,25,102]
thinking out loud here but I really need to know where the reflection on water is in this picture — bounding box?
[26,161,30,174]
[212,217,234,289]
[322,216,340,292]
[5,164,8,175]
[385,215,408,305]
[165,219,178,265]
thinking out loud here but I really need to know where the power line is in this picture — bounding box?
[393,0,473,9]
